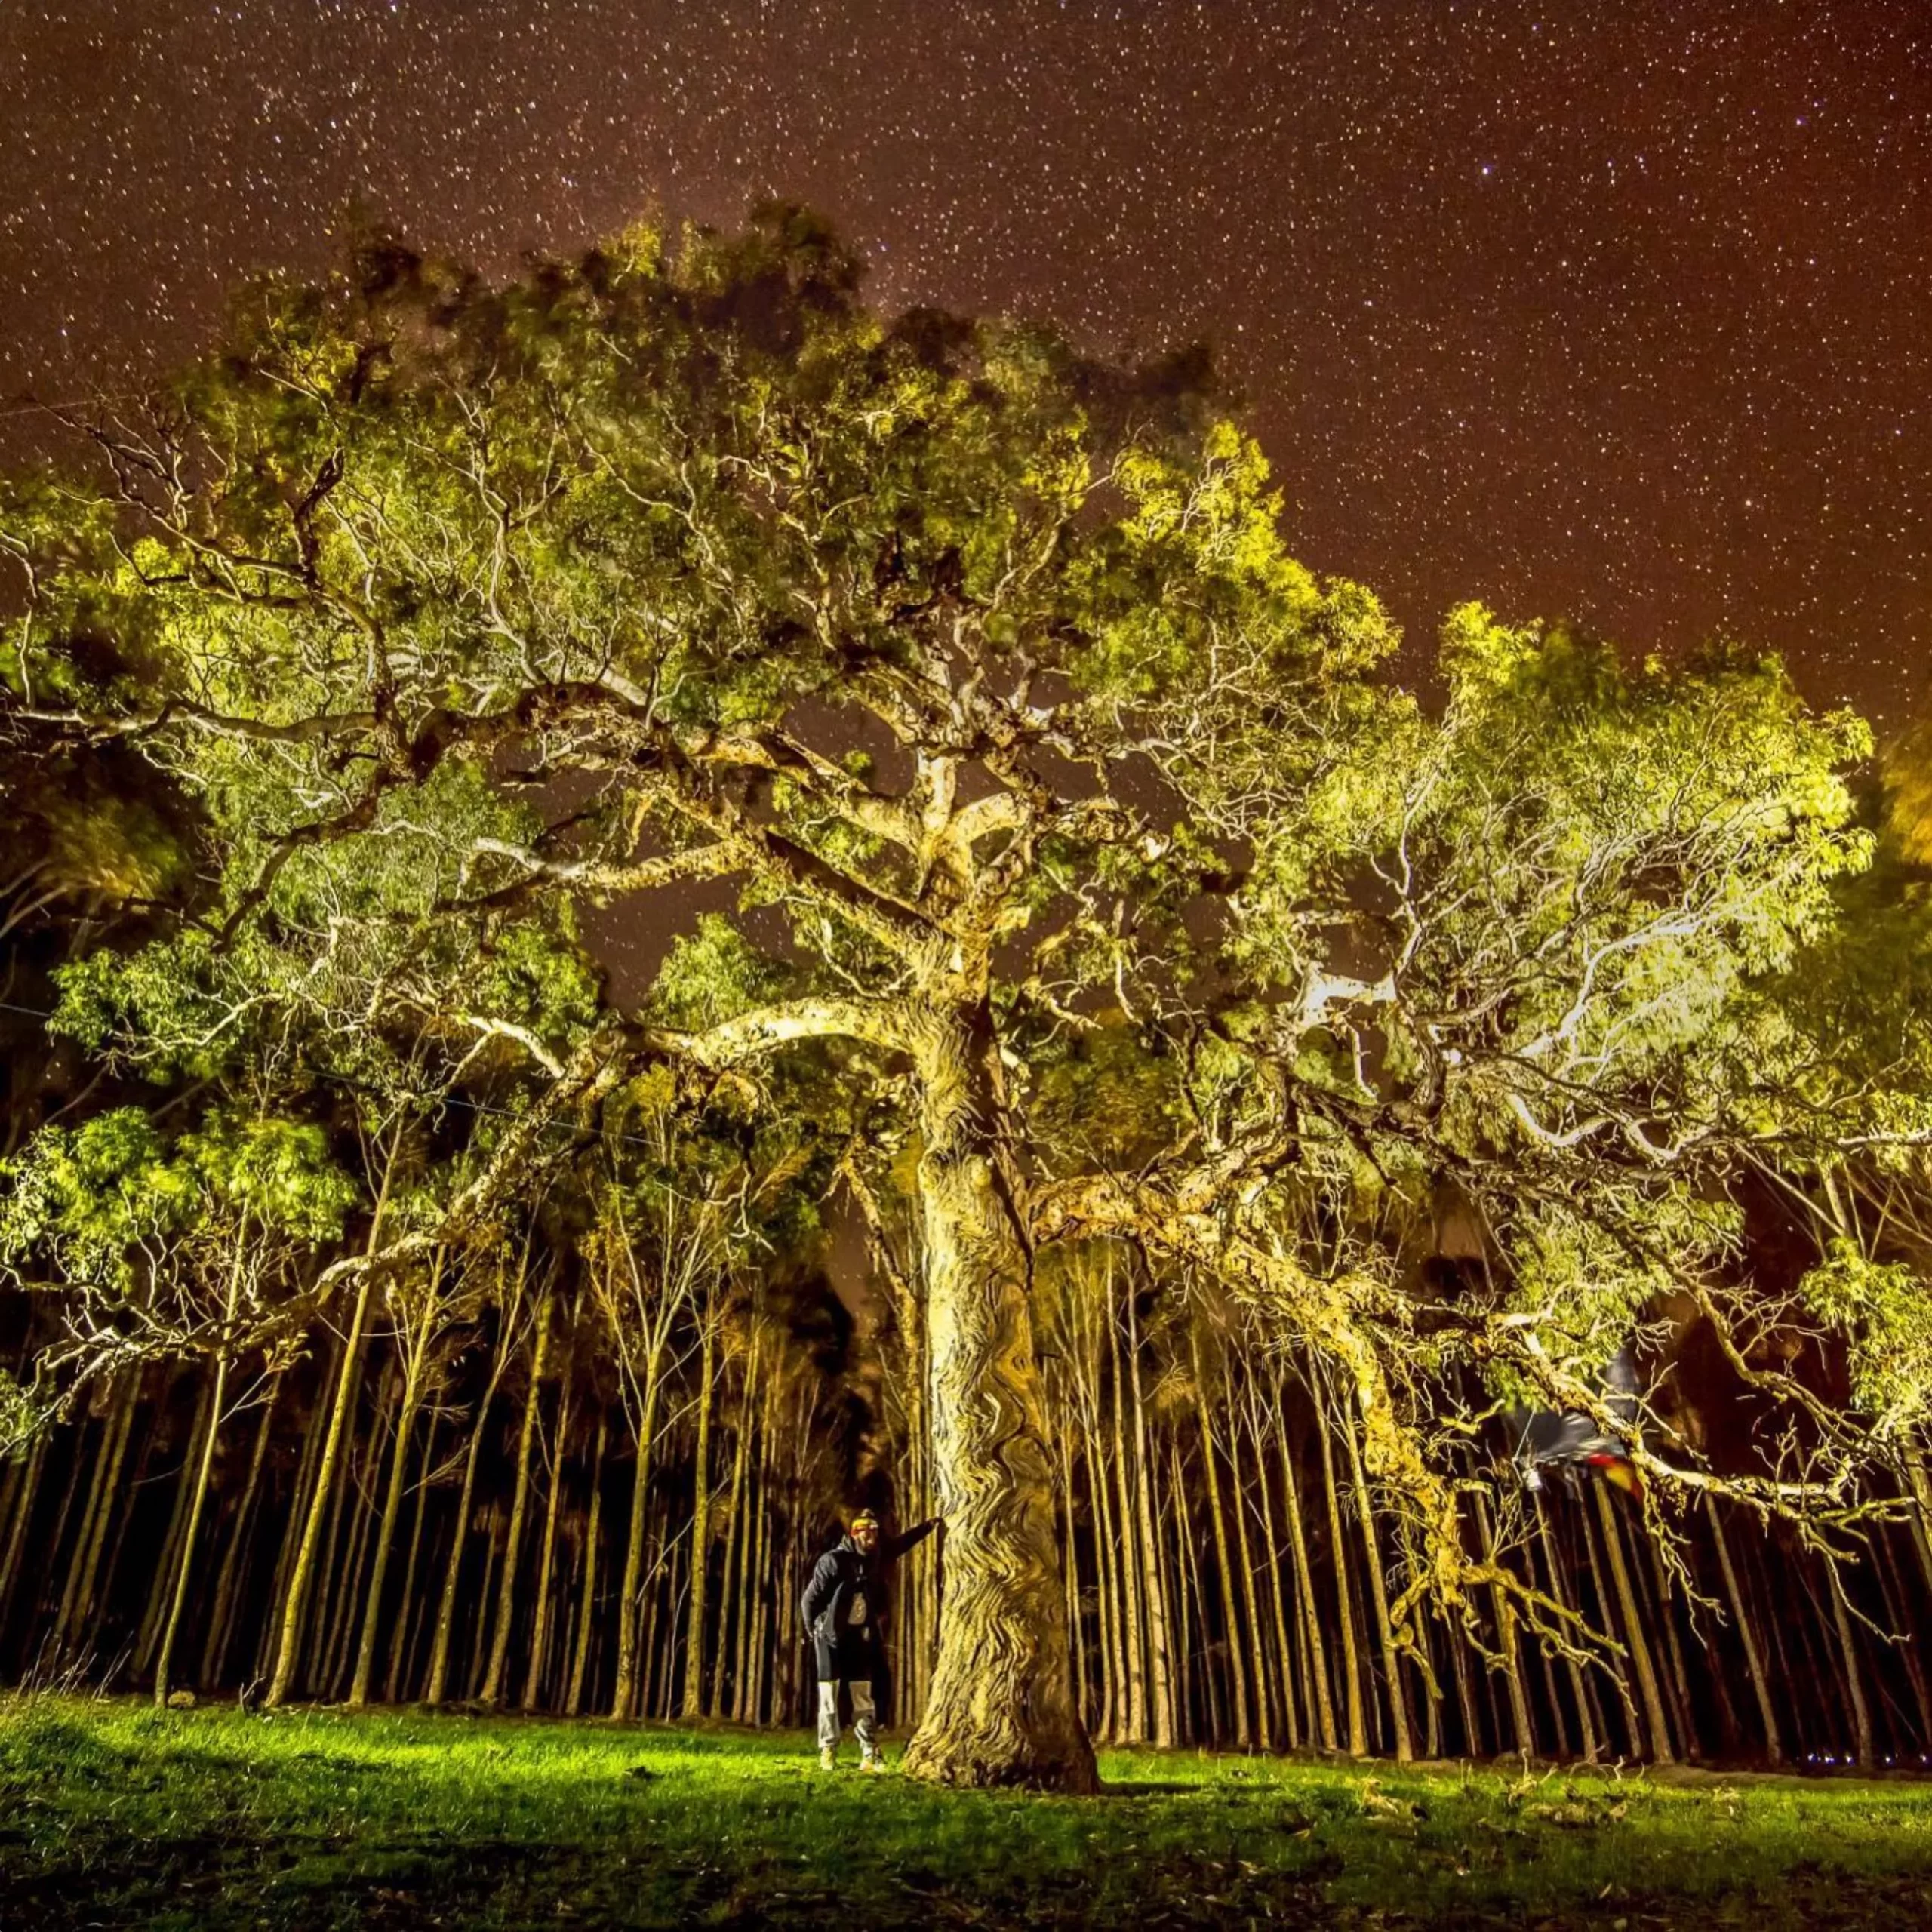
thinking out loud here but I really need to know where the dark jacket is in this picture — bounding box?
[801,1520,939,1681]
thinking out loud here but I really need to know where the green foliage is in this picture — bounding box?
[0,1106,355,1297]
[646,914,790,1034]
[1800,1240,1932,1438]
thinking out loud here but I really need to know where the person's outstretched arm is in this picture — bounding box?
[884,1517,942,1560]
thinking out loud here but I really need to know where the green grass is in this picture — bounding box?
[2,1696,1930,1927]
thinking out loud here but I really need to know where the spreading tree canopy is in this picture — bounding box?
[4,205,1925,1788]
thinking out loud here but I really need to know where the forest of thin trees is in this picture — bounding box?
[2,1219,1925,1767]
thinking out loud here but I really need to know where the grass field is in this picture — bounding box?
[2,1695,1930,1928]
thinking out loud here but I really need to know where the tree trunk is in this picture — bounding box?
[900,1012,1096,1792]
[1089,1413,1124,1740]
[0,1429,50,1635]
[1059,1428,1090,1734]
[267,1151,395,1706]
[60,1373,139,1660]
[352,1253,449,1709]
[257,1346,334,1682]
[712,1339,754,1718]
[524,1367,572,1712]
[738,1376,774,1725]
[611,1351,664,1721]
[202,1372,279,1687]
[1317,1396,1367,1756]
[1191,1334,1251,1749]
[154,1350,229,1706]
[322,1423,379,1699]
[567,1410,607,1718]
[681,1311,716,1720]
[1124,1278,1176,1749]
[1225,1383,1275,1746]
[1592,1479,1672,1763]
[1343,1396,1411,1762]
[1472,1491,1532,1758]
[386,1403,438,1705]
[1277,1412,1337,1752]
[1826,1561,1875,1767]
[427,1259,521,1707]
[483,1290,552,1707]
[138,1381,214,1675]
[1246,1396,1302,1750]
[1537,1493,1598,1761]
[1108,1300,1148,1743]
[349,1351,422,1709]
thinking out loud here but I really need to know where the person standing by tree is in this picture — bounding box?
[802,1508,940,1771]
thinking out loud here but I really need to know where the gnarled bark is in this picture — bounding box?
[900,1011,1097,1792]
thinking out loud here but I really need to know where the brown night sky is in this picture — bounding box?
[1,1,1927,720]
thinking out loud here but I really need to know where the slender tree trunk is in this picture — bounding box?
[386,1403,438,1706]
[1343,1398,1411,1762]
[1420,1619,1444,1759]
[1317,1395,1367,1756]
[1591,1480,1672,1762]
[49,1411,106,1656]
[463,1503,503,1700]
[352,1256,448,1709]
[611,1343,666,1721]
[1872,1527,1931,1750]
[1125,1280,1176,1749]
[900,1012,1095,1791]
[1536,1494,1598,1761]
[323,1423,380,1699]
[138,1382,214,1675]
[1226,1386,1275,1746]
[1472,1491,1532,1758]
[1826,1562,1875,1767]
[1191,1334,1251,1749]
[203,1372,279,1687]
[1108,1305,1148,1743]
[524,1368,572,1712]
[1059,1428,1090,1733]
[60,1374,139,1660]
[154,1349,231,1706]
[267,1151,395,1706]
[1247,1400,1302,1749]
[0,1429,50,1635]
[257,1348,333,1682]
[567,1410,607,1718]
[739,1378,774,1726]
[426,1261,521,1707]
[349,1355,421,1708]
[1641,1535,1700,1759]
[480,1290,552,1707]
[1088,1414,1123,1741]
[713,1343,754,1718]
[681,1312,716,1720]
[1905,1455,1932,1599]
[1278,1413,1337,1752]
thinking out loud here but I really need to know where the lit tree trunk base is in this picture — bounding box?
[900,1030,1098,1795]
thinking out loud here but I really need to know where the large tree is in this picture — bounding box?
[5,206,1921,1786]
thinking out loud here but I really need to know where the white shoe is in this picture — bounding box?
[819,1747,838,1771]
[859,1751,886,1774]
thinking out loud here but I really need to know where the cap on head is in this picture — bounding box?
[850,1509,880,1534]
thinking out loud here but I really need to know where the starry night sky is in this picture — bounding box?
[1,1,1927,719]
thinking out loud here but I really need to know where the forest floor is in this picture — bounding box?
[1,1696,1930,1929]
